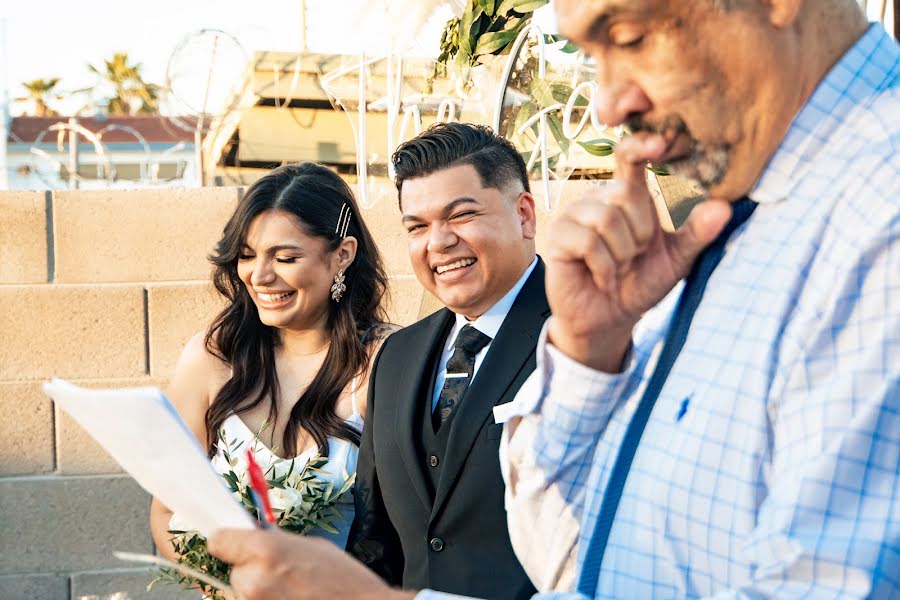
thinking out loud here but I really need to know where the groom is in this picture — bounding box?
[347,122,545,600]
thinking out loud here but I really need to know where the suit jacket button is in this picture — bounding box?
[430,537,445,552]
[429,454,439,467]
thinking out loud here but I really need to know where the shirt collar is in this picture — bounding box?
[448,257,539,347]
[751,24,897,204]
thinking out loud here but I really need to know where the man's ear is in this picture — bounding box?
[516,192,538,240]
[334,236,358,271]
[767,0,802,28]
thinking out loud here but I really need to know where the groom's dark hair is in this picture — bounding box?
[392,122,529,209]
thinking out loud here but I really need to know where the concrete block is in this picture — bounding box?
[0,285,146,381]
[0,476,153,574]
[0,573,67,600]
[55,377,167,475]
[71,569,199,599]
[0,382,54,476]
[147,283,225,378]
[0,191,49,284]
[385,277,428,326]
[53,188,239,283]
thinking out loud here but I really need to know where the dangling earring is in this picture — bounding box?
[331,269,346,303]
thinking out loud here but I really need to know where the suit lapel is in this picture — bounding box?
[430,261,550,520]
[394,308,455,511]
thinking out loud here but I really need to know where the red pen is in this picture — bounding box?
[246,449,275,527]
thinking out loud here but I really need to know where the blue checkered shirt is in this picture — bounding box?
[415,23,900,600]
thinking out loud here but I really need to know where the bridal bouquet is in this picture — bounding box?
[149,429,356,599]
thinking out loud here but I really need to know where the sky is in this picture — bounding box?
[0,0,453,116]
[1,0,893,117]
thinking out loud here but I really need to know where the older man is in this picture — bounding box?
[209,0,899,598]
[496,0,900,597]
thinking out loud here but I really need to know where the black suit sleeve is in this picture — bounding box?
[346,338,405,585]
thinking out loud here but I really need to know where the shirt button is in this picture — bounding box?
[429,454,439,467]
[430,537,445,552]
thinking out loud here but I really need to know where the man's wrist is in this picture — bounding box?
[547,317,633,373]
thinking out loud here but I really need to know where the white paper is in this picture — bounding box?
[114,551,233,594]
[43,378,256,538]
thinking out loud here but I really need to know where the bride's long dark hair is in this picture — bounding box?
[204,162,388,458]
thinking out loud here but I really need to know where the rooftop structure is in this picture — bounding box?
[6,115,198,190]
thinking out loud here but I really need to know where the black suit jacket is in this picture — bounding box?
[348,260,549,600]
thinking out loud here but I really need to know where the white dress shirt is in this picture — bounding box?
[431,257,538,411]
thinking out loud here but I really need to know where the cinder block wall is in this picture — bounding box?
[0,180,607,599]
[0,184,432,600]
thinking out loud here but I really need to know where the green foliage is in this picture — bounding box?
[20,78,63,117]
[429,0,548,85]
[429,1,677,177]
[87,52,160,115]
[148,531,231,600]
[578,139,617,157]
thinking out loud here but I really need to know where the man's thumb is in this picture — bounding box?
[207,528,256,564]
[667,199,732,273]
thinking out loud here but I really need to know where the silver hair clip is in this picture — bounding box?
[335,204,352,239]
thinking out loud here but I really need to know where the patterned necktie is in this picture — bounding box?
[576,198,758,597]
[433,324,493,431]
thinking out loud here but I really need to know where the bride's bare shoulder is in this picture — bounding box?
[178,330,229,372]
[170,330,231,403]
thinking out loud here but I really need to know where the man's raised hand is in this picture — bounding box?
[544,134,732,372]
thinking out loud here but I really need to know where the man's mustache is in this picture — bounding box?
[624,115,689,138]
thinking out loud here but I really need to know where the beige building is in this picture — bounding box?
[203,51,441,186]
[200,49,623,190]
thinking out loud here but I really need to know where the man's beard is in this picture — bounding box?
[625,115,730,190]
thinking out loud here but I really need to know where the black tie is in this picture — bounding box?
[577,197,758,597]
[433,324,493,431]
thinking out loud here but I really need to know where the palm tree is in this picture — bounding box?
[20,77,62,117]
[88,52,160,115]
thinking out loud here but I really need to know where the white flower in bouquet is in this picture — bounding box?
[267,486,303,516]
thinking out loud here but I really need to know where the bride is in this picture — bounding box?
[150,162,395,556]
